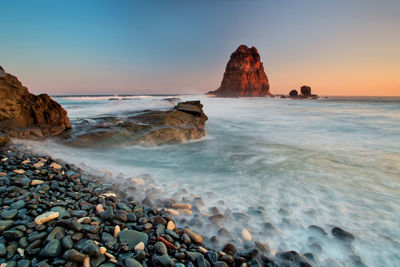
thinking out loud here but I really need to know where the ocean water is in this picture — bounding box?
[19,95,400,266]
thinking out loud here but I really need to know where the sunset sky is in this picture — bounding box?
[1,0,399,96]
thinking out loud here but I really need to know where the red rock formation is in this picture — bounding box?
[210,45,270,97]
[0,67,71,139]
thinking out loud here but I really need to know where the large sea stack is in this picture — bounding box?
[209,45,270,97]
[0,66,71,139]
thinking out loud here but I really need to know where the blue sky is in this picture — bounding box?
[1,0,399,95]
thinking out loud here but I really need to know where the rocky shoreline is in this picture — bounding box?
[0,144,322,267]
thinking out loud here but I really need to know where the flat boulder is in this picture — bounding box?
[62,101,208,147]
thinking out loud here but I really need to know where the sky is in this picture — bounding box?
[1,0,399,96]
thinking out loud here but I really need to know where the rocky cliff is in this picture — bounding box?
[209,45,270,97]
[0,66,71,139]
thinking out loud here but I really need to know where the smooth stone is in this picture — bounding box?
[63,249,86,262]
[214,261,228,267]
[171,203,192,210]
[3,230,24,240]
[166,221,175,230]
[184,228,203,244]
[125,258,143,267]
[152,254,174,267]
[195,253,207,267]
[134,242,145,251]
[42,239,62,258]
[308,225,328,236]
[241,228,252,241]
[34,212,59,225]
[62,235,73,249]
[205,251,218,263]
[154,241,168,255]
[332,227,355,242]
[118,230,148,249]
[56,219,82,232]
[239,247,259,259]
[50,207,70,219]
[222,243,237,256]
[46,226,65,241]
[11,200,26,210]
[0,243,6,257]
[0,220,14,232]
[82,240,100,256]
[1,209,18,220]
[181,233,191,246]
[165,229,180,240]
[17,259,30,267]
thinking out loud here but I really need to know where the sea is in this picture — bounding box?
[18,94,400,267]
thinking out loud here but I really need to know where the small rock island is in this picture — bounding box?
[208,45,271,97]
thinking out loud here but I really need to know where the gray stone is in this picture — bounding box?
[0,220,14,232]
[1,209,18,220]
[118,230,148,249]
[42,239,62,258]
[125,258,143,267]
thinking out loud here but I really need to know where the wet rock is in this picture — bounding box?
[276,250,312,267]
[184,228,203,244]
[1,209,18,220]
[34,212,59,225]
[241,228,252,241]
[222,243,237,256]
[0,220,14,232]
[332,227,355,242]
[41,239,62,258]
[118,230,148,249]
[125,258,143,267]
[154,241,168,255]
[308,225,328,236]
[238,247,259,259]
[63,249,86,262]
[82,240,100,256]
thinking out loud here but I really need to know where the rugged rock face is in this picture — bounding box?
[0,67,71,139]
[62,101,208,147]
[210,45,270,97]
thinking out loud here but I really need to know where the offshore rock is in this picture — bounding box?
[62,100,208,147]
[0,66,71,139]
[209,45,270,97]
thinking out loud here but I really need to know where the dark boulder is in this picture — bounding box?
[300,85,312,96]
[289,90,298,97]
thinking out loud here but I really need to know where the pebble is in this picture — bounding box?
[96,204,105,212]
[33,161,44,169]
[241,228,253,241]
[167,220,175,230]
[50,162,62,170]
[1,209,18,220]
[130,177,145,186]
[101,193,117,198]
[134,242,145,251]
[31,179,44,185]
[114,225,120,237]
[171,203,192,210]
[118,230,149,249]
[42,239,62,258]
[34,211,59,225]
[166,209,179,216]
[83,256,90,267]
[184,228,203,244]
[13,169,25,174]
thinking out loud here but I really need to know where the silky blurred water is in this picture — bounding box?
[22,95,400,266]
